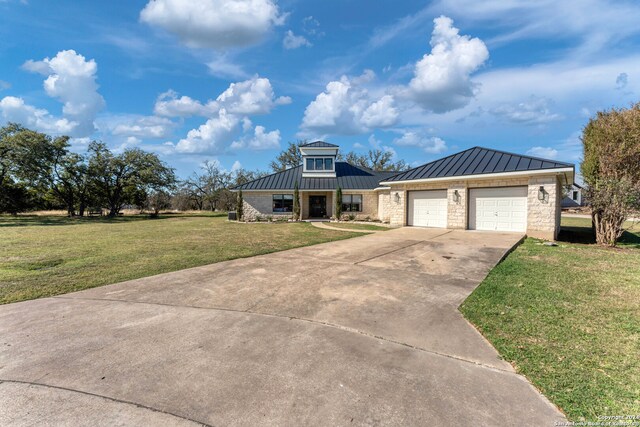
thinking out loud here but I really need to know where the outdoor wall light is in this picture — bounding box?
[394,192,401,203]
[452,189,461,204]
[537,186,548,203]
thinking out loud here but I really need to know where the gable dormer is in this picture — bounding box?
[300,141,339,178]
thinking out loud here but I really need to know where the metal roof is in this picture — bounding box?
[383,147,573,183]
[235,162,397,191]
[299,141,339,148]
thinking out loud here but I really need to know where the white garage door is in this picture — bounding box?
[408,190,447,228]
[469,187,527,232]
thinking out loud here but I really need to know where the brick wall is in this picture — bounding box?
[378,191,391,222]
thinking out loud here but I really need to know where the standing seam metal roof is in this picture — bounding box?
[234,162,398,191]
[382,147,573,183]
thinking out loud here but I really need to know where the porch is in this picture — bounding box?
[301,191,335,220]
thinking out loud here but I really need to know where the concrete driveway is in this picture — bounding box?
[0,228,564,426]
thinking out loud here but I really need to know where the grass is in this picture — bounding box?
[328,222,391,231]
[460,215,640,421]
[0,213,359,304]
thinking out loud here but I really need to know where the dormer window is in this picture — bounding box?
[305,157,334,171]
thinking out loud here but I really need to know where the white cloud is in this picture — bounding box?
[300,71,399,136]
[175,108,240,154]
[216,76,291,115]
[99,114,176,139]
[393,130,448,154]
[230,125,280,150]
[0,96,77,134]
[406,16,489,113]
[140,0,285,50]
[427,0,640,56]
[526,146,558,159]
[21,50,105,136]
[231,160,242,172]
[491,97,561,125]
[283,30,311,49]
[154,90,216,117]
[23,50,105,137]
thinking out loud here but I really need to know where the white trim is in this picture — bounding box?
[374,186,391,191]
[379,167,574,186]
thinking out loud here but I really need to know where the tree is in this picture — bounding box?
[147,190,172,216]
[335,186,343,220]
[269,140,306,172]
[344,149,408,171]
[88,142,176,217]
[581,103,640,246]
[293,181,300,221]
[236,189,244,220]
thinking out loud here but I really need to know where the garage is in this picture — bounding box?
[469,187,527,232]
[408,190,447,228]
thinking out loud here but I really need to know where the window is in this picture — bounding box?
[572,191,578,201]
[342,194,362,212]
[273,194,294,212]
[304,157,334,171]
[306,158,315,170]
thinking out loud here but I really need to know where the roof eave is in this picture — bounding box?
[379,167,575,186]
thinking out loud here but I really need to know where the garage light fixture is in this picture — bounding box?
[452,190,461,204]
[394,192,401,203]
[537,186,549,203]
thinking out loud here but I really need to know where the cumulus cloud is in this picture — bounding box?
[230,125,280,150]
[0,96,76,134]
[19,50,105,136]
[156,76,290,121]
[407,16,489,113]
[301,71,399,135]
[216,76,291,115]
[490,97,562,125]
[154,90,217,117]
[526,146,558,159]
[139,0,285,50]
[283,30,311,49]
[393,130,447,154]
[98,114,176,139]
[175,108,240,154]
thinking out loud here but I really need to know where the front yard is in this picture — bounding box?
[0,213,359,304]
[461,216,640,421]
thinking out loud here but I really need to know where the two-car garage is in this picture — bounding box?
[407,187,528,232]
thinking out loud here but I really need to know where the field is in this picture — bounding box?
[0,213,358,304]
[461,216,640,420]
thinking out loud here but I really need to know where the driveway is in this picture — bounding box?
[0,228,564,426]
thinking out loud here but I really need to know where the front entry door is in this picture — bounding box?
[309,196,327,218]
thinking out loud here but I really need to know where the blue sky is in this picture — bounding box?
[1,0,639,179]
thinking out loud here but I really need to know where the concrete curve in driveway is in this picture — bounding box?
[0,228,565,426]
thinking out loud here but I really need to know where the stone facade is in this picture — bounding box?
[242,192,293,221]
[340,191,378,220]
[378,191,391,223]
[387,174,562,240]
[242,174,563,239]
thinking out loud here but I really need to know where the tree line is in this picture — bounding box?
[0,123,264,216]
[1,125,410,216]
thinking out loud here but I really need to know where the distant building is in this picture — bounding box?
[562,183,583,207]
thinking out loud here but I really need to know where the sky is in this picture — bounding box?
[1,0,639,180]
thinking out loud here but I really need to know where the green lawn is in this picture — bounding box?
[329,222,391,231]
[0,213,359,304]
[461,216,640,421]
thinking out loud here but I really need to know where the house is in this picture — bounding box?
[561,183,584,208]
[235,142,575,240]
